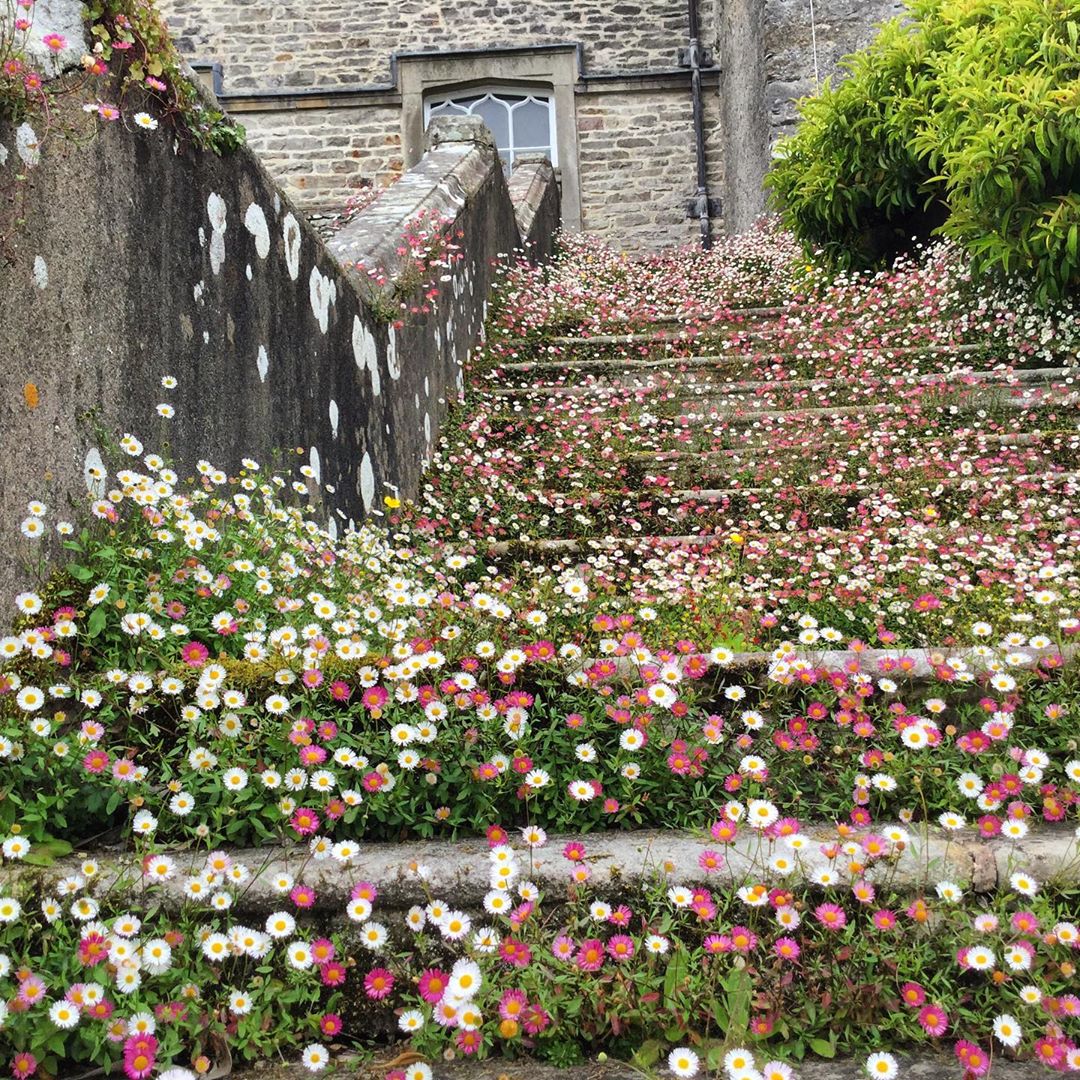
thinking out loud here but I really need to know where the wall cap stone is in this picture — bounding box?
[327,120,511,300]
[425,114,496,152]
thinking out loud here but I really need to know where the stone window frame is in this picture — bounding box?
[397,44,582,230]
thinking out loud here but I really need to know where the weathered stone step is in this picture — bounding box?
[501,471,1079,517]
[484,516,1079,554]
[490,305,798,348]
[5,822,1076,917]
[670,468,1079,503]
[624,427,1079,462]
[493,430,1078,493]
[489,341,988,373]
[532,447,1079,499]
[479,365,1069,400]
[334,1056,1058,1080]
[480,389,1080,429]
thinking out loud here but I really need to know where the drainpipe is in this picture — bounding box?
[687,0,713,250]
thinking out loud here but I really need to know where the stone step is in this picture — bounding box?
[669,468,1079,503]
[624,428,1079,462]
[528,451,1080,500]
[483,516,1079,555]
[491,472,1080,521]
[5,822,1077,918]
[478,365,1069,400]
[480,389,1080,428]
[489,305,799,348]
[316,1055,1059,1080]
[489,341,989,373]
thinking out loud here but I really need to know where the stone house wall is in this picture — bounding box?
[158,0,907,247]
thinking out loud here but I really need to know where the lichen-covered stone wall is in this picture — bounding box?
[763,0,906,141]
[0,96,556,605]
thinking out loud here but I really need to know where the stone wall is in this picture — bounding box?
[162,0,689,91]
[0,86,557,605]
[576,87,724,250]
[763,0,906,142]
[240,105,403,208]
[155,0,906,247]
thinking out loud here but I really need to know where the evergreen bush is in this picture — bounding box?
[767,0,1080,302]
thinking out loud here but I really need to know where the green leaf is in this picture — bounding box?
[66,563,94,582]
[810,1038,837,1059]
[87,604,108,638]
[22,838,74,867]
[631,1041,661,1068]
[663,945,688,1006]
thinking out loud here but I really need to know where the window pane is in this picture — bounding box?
[512,100,551,150]
[429,102,466,117]
[471,97,510,148]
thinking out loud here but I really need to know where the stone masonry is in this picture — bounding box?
[157,0,910,247]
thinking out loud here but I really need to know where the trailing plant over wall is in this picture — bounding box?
[767,0,1080,304]
[0,0,243,152]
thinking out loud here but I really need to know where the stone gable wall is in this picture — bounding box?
[161,0,689,91]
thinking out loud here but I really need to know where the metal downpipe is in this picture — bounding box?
[687,0,713,250]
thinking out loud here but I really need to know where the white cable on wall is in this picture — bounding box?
[809,0,821,86]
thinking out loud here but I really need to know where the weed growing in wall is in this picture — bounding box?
[0,0,242,156]
[354,207,465,326]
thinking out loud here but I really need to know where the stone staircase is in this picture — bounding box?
[4,235,1080,1080]
[415,288,1079,623]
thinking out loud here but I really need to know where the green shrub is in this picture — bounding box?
[767,0,1080,303]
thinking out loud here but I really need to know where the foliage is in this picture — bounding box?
[767,0,1080,304]
[354,208,464,325]
[0,0,243,153]
[1,229,1080,1079]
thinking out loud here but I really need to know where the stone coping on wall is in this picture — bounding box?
[327,116,560,298]
[3,826,1076,917]
[507,156,561,262]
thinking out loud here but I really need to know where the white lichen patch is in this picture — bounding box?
[309,446,321,485]
[0,143,8,166]
[386,326,401,381]
[308,266,336,334]
[206,193,227,275]
[83,448,106,496]
[283,214,302,281]
[328,399,339,438]
[31,256,48,289]
[256,345,269,383]
[243,202,271,259]
[360,452,375,514]
[352,316,381,397]
[16,123,40,167]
